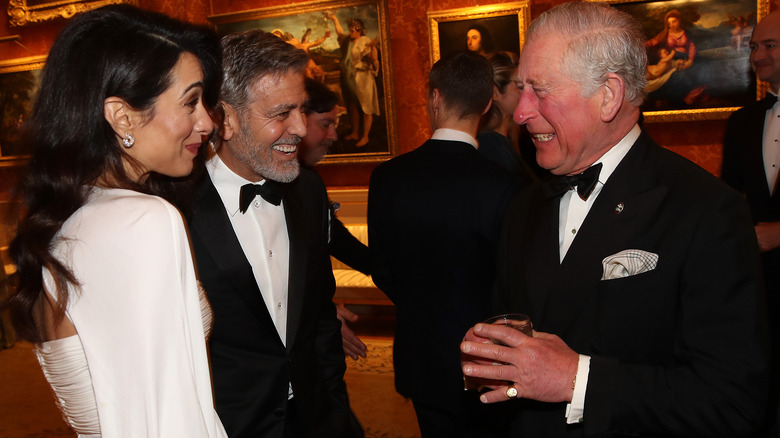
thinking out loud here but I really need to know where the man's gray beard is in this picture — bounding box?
[256,155,299,183]
[231,124,301,183]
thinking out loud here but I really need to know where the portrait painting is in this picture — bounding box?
[428,2,530,64]
[0,55,45,160]
[611,0,769,122]
[209,0,396,164]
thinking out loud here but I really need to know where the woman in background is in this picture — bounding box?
[3,5,226,437]
[477,51,537,185]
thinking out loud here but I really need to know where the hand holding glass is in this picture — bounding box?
[483,313,533,346]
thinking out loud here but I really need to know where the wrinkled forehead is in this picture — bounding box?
[517,34,566,80]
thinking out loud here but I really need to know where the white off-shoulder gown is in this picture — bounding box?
[36,187,226,438]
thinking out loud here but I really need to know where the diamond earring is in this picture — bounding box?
[122,132,135,148]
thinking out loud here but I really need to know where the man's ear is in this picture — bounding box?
[221,102,239,142]
[103,97,135,137]
[599,73,625,123]
[482,99,493,116]
[431,88,444,112]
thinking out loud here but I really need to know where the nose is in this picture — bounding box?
[326,125,338,142]
[513,91,535,125]
[288,109,307,139]
[194,102,213,136]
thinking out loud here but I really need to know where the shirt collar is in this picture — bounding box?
[592,124,640,185]
[207,153,267,216]
[431,128,478,149]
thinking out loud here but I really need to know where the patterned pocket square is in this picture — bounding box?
[601,249,659,280]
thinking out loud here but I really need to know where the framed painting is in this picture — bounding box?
[427,1,531,65]
[7,0,136,26]
[0,55,45,161]
[208,0,396,164]
[607,0,770,122]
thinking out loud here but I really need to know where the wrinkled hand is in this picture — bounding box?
[336,303,367,360]
[460,323,578,404]
[755,222,780,252]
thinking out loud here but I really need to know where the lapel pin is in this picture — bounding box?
[615,202,624,214]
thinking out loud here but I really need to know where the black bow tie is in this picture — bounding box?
[545,163,603,200]
[239,182,282,213]
[760,93,778,111]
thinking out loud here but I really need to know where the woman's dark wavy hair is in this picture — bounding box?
[3,4,221,343]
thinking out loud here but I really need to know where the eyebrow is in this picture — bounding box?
[181,81,205,98]
[269,102,300,113]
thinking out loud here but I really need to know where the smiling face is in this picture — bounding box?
[513,33,610,176]
[124,52,211,180]
[467,29,483,52]
[300,107,339,166]
[220,70,307,183]
[750,12,780,92]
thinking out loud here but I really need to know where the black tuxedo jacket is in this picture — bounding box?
[722,100,780,224]
[368,139,521,407]
[722,100,780,433]
[497,132,769,437]
[188,167,361,438]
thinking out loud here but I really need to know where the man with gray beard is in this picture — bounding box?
[188,30,363,438]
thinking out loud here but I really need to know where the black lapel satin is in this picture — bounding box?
[191,176,281,338]
[541,134,668,335]
[521,188,563,326]
[279,181,307,351]
[745,105,773,199]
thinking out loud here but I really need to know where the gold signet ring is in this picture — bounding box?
[506,386,518,398]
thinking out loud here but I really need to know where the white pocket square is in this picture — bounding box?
[601,249,659,280]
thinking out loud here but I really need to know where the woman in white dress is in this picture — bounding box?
[2,5,227,437]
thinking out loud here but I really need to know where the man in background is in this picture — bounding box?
[721,10,780,437]
[369,50,521,437]
[300,77,368,360]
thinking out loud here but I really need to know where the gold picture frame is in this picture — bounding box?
[604,0,770,123]
[0,55,46,161]
[427,1,531,65]
[209,0,397,164]
[7,0,136,27]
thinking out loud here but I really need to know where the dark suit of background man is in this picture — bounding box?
[721,10,780,437]
[461,3,770,437]
[368,50,522,437]
[188,31,362,438]
[300,77,368,361]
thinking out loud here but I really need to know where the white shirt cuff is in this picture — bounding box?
[564,354,590,424]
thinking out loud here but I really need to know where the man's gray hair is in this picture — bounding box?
[527,1,647,106]
[220,30,309,112]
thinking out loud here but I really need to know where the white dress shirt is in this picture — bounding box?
[762,93,780,194]
[206,154,290,345]
[559,124,641,424]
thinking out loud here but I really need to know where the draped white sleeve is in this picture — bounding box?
[43,188,226,438]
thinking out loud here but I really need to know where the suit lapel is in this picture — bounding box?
[279,181,307,351]
[191,176,280,334]
[540,135,669,335]
[521,189,562,325]
[742,105,778,199]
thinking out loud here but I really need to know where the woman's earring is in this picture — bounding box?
[122,132,135,148]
